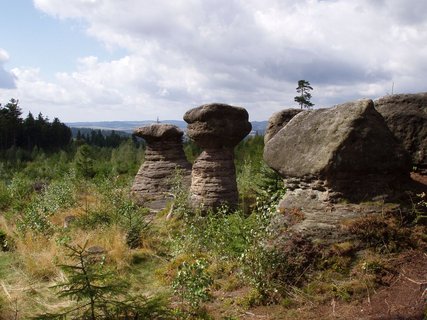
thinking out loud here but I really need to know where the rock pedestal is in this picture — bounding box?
[184,103,252,209]
[131,124,191,211]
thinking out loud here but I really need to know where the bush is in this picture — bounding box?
[347,214,414,252]
[172,258,213,311]
[0,181,11,210]
[243,234,319,301]
[34,242,173,320]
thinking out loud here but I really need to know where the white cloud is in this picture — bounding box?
[4,0,427,120]
[0,48,16,89]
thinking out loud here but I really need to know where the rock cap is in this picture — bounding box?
[184,103,252,148]
[133,124,183,143]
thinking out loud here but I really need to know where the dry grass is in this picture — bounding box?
[14,233,61,281]
[68,226,132,271]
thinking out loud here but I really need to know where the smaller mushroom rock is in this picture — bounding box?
[131,124,191,211]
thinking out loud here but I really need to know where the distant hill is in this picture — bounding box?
[67,120,268,136]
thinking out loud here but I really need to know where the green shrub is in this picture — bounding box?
[34,242,174,320]
[76,179,150,248]
[7,174,33,204]
[36,178,77,214]
[241,234,318,302]
[172,258,213,311]
[0,181,11,210]
[16,202,54,236]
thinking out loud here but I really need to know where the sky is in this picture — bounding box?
[0,0,427,122]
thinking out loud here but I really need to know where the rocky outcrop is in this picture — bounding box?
[264,109,302,143]
[131,124,191,211]
[375,93,427,170]
[264,99,411,202]
[184,103,252,209]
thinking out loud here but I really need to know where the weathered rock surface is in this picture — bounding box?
[184,103,252,149]
[131,124,191,211]
[374,93,427,170]
[184,103,252,209]
[264,99,411,201]
[264,109,302,144]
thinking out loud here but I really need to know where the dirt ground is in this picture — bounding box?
[208,251,427,320]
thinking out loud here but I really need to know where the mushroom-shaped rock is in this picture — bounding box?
[375,93,427,171]
[264,109,302,144]
[131,124,191,211]
[184,103,252,149]
[184,103,252,209]
[264,99,411,201]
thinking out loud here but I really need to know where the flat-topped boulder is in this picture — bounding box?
[131,124,191,211]
[184,103,252,149]
[375,93,427,170]
[184,103,252,209]
[264,99,411,201]
[264,109,302,144]
[133,124,185,143]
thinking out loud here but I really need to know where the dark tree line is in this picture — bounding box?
[0,99,71,151]
[75,129,138,148]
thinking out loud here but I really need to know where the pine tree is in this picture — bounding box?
[34,242,174,319]
[294,80,314,109]
[75,144,95,178]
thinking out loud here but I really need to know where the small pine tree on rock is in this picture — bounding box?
[294,80,314,109]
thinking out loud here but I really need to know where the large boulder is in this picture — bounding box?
[375,93,427,170]
[264,99,411,201]
[264,109,302,144]
[131,124,191,211]
[184,103,252,209]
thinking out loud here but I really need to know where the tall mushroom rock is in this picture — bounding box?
[184,103,252,209]
[131,124,191,211]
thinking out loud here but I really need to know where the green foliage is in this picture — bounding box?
[183,140,201,164]
[173,208,255,260]
[241,234,318,302]
[0,99,71,152]
[294,80,314,109]
[74,145,96,179]
[0,180,12,210]
[7,174,33,204]
[414,192,427,225]
[168,168,192,219]
[172,258,213,311]
[110,140,141,175]
[113,193,150,249]
[17,201,55,236]
[34,242,173,320]
[16,174,77,236]
[38,177,77,214]
[76,178,150,248]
